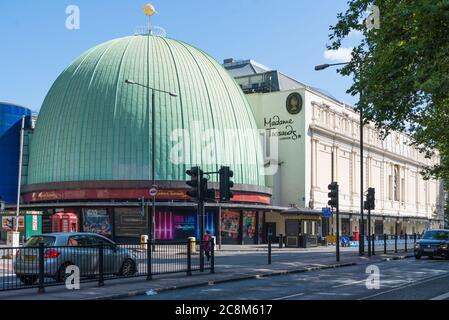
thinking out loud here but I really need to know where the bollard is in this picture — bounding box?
[414,233,417,244]
[372,234,375,256]
[384,234,387,254]
[279,234,284,249]
[268,234,272,265]
[200,240,204,273]
[98,243,104,287]
[147,240,152,280]
[395,233,398,253]
[210,238,215,274]
[187,240,192,276]
[405,233,408,252]
[38,242,45,294]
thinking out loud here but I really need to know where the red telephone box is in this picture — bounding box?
[52,212,79,233]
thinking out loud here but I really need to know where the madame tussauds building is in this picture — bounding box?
[19,34,279,244]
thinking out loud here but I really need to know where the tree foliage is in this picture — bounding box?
[329,0,449,186]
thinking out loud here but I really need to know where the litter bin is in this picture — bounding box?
[188,237,196,253]
[141,235,148,250]
[299,235,309,248]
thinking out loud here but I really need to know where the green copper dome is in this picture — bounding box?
[28,35,265,186]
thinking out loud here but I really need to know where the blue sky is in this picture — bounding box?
[0,0,361,112]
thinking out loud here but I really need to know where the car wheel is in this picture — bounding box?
[56,262,75,282]
[119,259,136,277]
[415,255,421,260]
[18,275,38,285]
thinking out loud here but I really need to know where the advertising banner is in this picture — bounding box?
[83,209,112,237]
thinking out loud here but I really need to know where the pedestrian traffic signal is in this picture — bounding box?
[328,182,339,208]
[219,166,234,202]
[365,187,375,210]
[186,167,202,201]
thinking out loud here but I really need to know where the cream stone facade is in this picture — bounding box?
[224,59,445,239]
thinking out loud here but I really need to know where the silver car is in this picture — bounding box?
[14,232,137,285]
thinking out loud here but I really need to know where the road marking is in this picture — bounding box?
[273,292,305,300]
[359,272,449,300]
[430,291,449,300]
[332,279,366,288]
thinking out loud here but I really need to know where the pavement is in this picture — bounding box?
[0,244,413,300]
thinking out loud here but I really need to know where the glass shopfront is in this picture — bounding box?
[220,210,241,244]
[155,209,216,241]
[242,211,256,244]
[114,207,147,243]
[82,208,112,238]
[257,211,264,244]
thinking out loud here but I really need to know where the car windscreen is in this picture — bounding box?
[422,231,449,240]
[24,236,56,247]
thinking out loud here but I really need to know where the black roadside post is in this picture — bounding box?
[210,238,215,274]
[98,242,104,287]
[405,233,408,252]
[187,239,192,276]
[279,234,283,248]
[395,224,398,253]
[147,240,152,280]
[384,233,387,254]
[372,233,375,255]
[199,202,205,272]
[38,242,45,294]
[268,229,272,265]
[414,233,417,244]
[367,209,371,257]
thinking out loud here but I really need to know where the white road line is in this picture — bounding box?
[359,272,449,300]
[332,279,366,288]
[430,291,449,300]
[272,292,305,300]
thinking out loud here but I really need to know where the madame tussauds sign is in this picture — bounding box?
[264,115,301,141]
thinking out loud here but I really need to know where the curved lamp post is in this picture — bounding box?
[314,62,366,256]
[125,79,178,244]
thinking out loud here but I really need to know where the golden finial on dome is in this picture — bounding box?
[143,3,157,17]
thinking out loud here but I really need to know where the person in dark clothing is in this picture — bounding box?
[203,231,212,261]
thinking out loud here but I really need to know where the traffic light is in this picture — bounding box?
[186,167,202,201]
[365,187,375,210]
[219,166,234,202]
[200,175,216,201]
[328,182,339,208]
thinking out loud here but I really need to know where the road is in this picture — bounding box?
[129,257,449,300]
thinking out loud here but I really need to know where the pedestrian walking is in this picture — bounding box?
[203,230,212,261]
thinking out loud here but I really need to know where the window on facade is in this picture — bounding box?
[394,165,400,201]
[388,175,393,200]
[401,178,405,203]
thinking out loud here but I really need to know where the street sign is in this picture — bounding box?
[322,207,332,218]
[149,187,158,197]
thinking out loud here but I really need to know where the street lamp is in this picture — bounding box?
[125,79,178,245]
[314,61,366,256]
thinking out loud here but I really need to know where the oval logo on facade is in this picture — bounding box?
[286,92,303,115]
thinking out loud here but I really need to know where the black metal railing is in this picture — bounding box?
[0,239,214,293]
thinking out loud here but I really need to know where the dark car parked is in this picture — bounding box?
[414,229,449,260]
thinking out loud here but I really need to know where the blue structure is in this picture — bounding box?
[0,103,31,204]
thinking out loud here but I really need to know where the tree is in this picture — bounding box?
[328,0,449,187]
